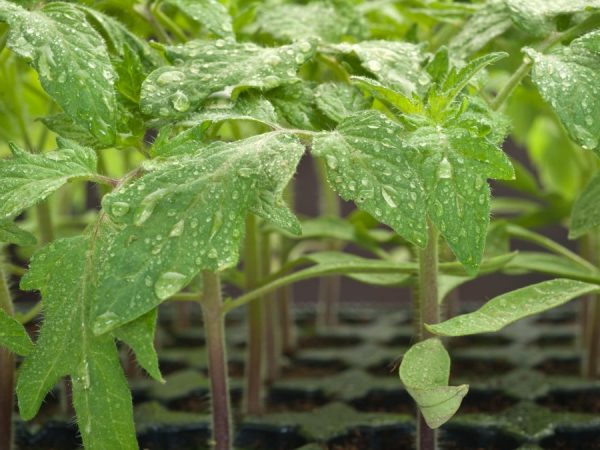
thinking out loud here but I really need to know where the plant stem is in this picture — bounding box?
[580,233,600,379]
[243,214,265,415]
[585,298,600,378]
[262,232,281,383]
[315,158,342,328]
[152,1,187,42]
[200,271,232,450]
[36,202,54,245]
[0,263,15,450]
[491,14,600,111]
[416,222,440,450]
[278,182,297,354]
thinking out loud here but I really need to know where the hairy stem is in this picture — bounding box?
[580,234,600,379]
[243,215,265,415]
[0,263,15,450]
[201,271,232,450]
[262,233,281,383]
[278,183,297,354]
[416,223,440,450]
[315,158,342,328]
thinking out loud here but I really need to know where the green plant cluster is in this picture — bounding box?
[0,1,599,450]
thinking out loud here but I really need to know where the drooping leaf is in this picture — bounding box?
[0,308,33,356]
[0,220,36,246]
[427,279,600,337]
[0,0,117,145]
[94,132,304,333]
[505,0,600,36]
[247,0,364,42]
[0,139,97,220]
[162,0,234,38]
[315,82,371,123]
[330,40,429,94]
[399,338,468,428]
[571,172,600,238]
[17,236,161,450]
[448,0,512,59]
[313,110,514,273]
[527,30,600,152]
[140,39,316,119]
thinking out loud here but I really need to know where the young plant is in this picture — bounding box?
[1,2,600,450]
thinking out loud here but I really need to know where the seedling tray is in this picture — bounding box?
[13,302,600,450]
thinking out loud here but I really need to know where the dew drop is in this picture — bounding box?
[110,201,130,218]
[367,60,382,72]
[381,186,397,208]
[134,188,169,226]
[326,155,338,170]
[157,70,185,85]
[298,41,312,52]
[171,90,190,112]
[437,156,452,179]
[169,220,185,237]
[154,272,187,300]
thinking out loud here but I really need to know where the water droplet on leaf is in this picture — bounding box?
[154,272,187,300]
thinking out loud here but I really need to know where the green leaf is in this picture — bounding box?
[506,252,600,283]
[41,114,100,148]
[175,95,279,131]
[0,308,33,356]
[247,0,364,42]
[313,110,514,273]
[505,0,600,36]
[268,82,323,130]
[438,275,470,304]
[312,110,428,247]
[302,251,412,286]
[571,172,600,238]
[0,220,36,246]
[351,76,423,115]
[411,125,513,272]
[0,1,117,145]
[0,139,97,220]
[17,236,160,450]
[140,39,316,119]
[152,96,280,156]
[94,132,304,333]
[527,30,600,152]
[76,5,161,72]
[427,279,600,337]
[442,52,508,104]
[527,116,587,200]
[448,0,512,59]
[314,82,370,123]
[399,338,468,429]
[162,0,233,38]
[330,40,429,94]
